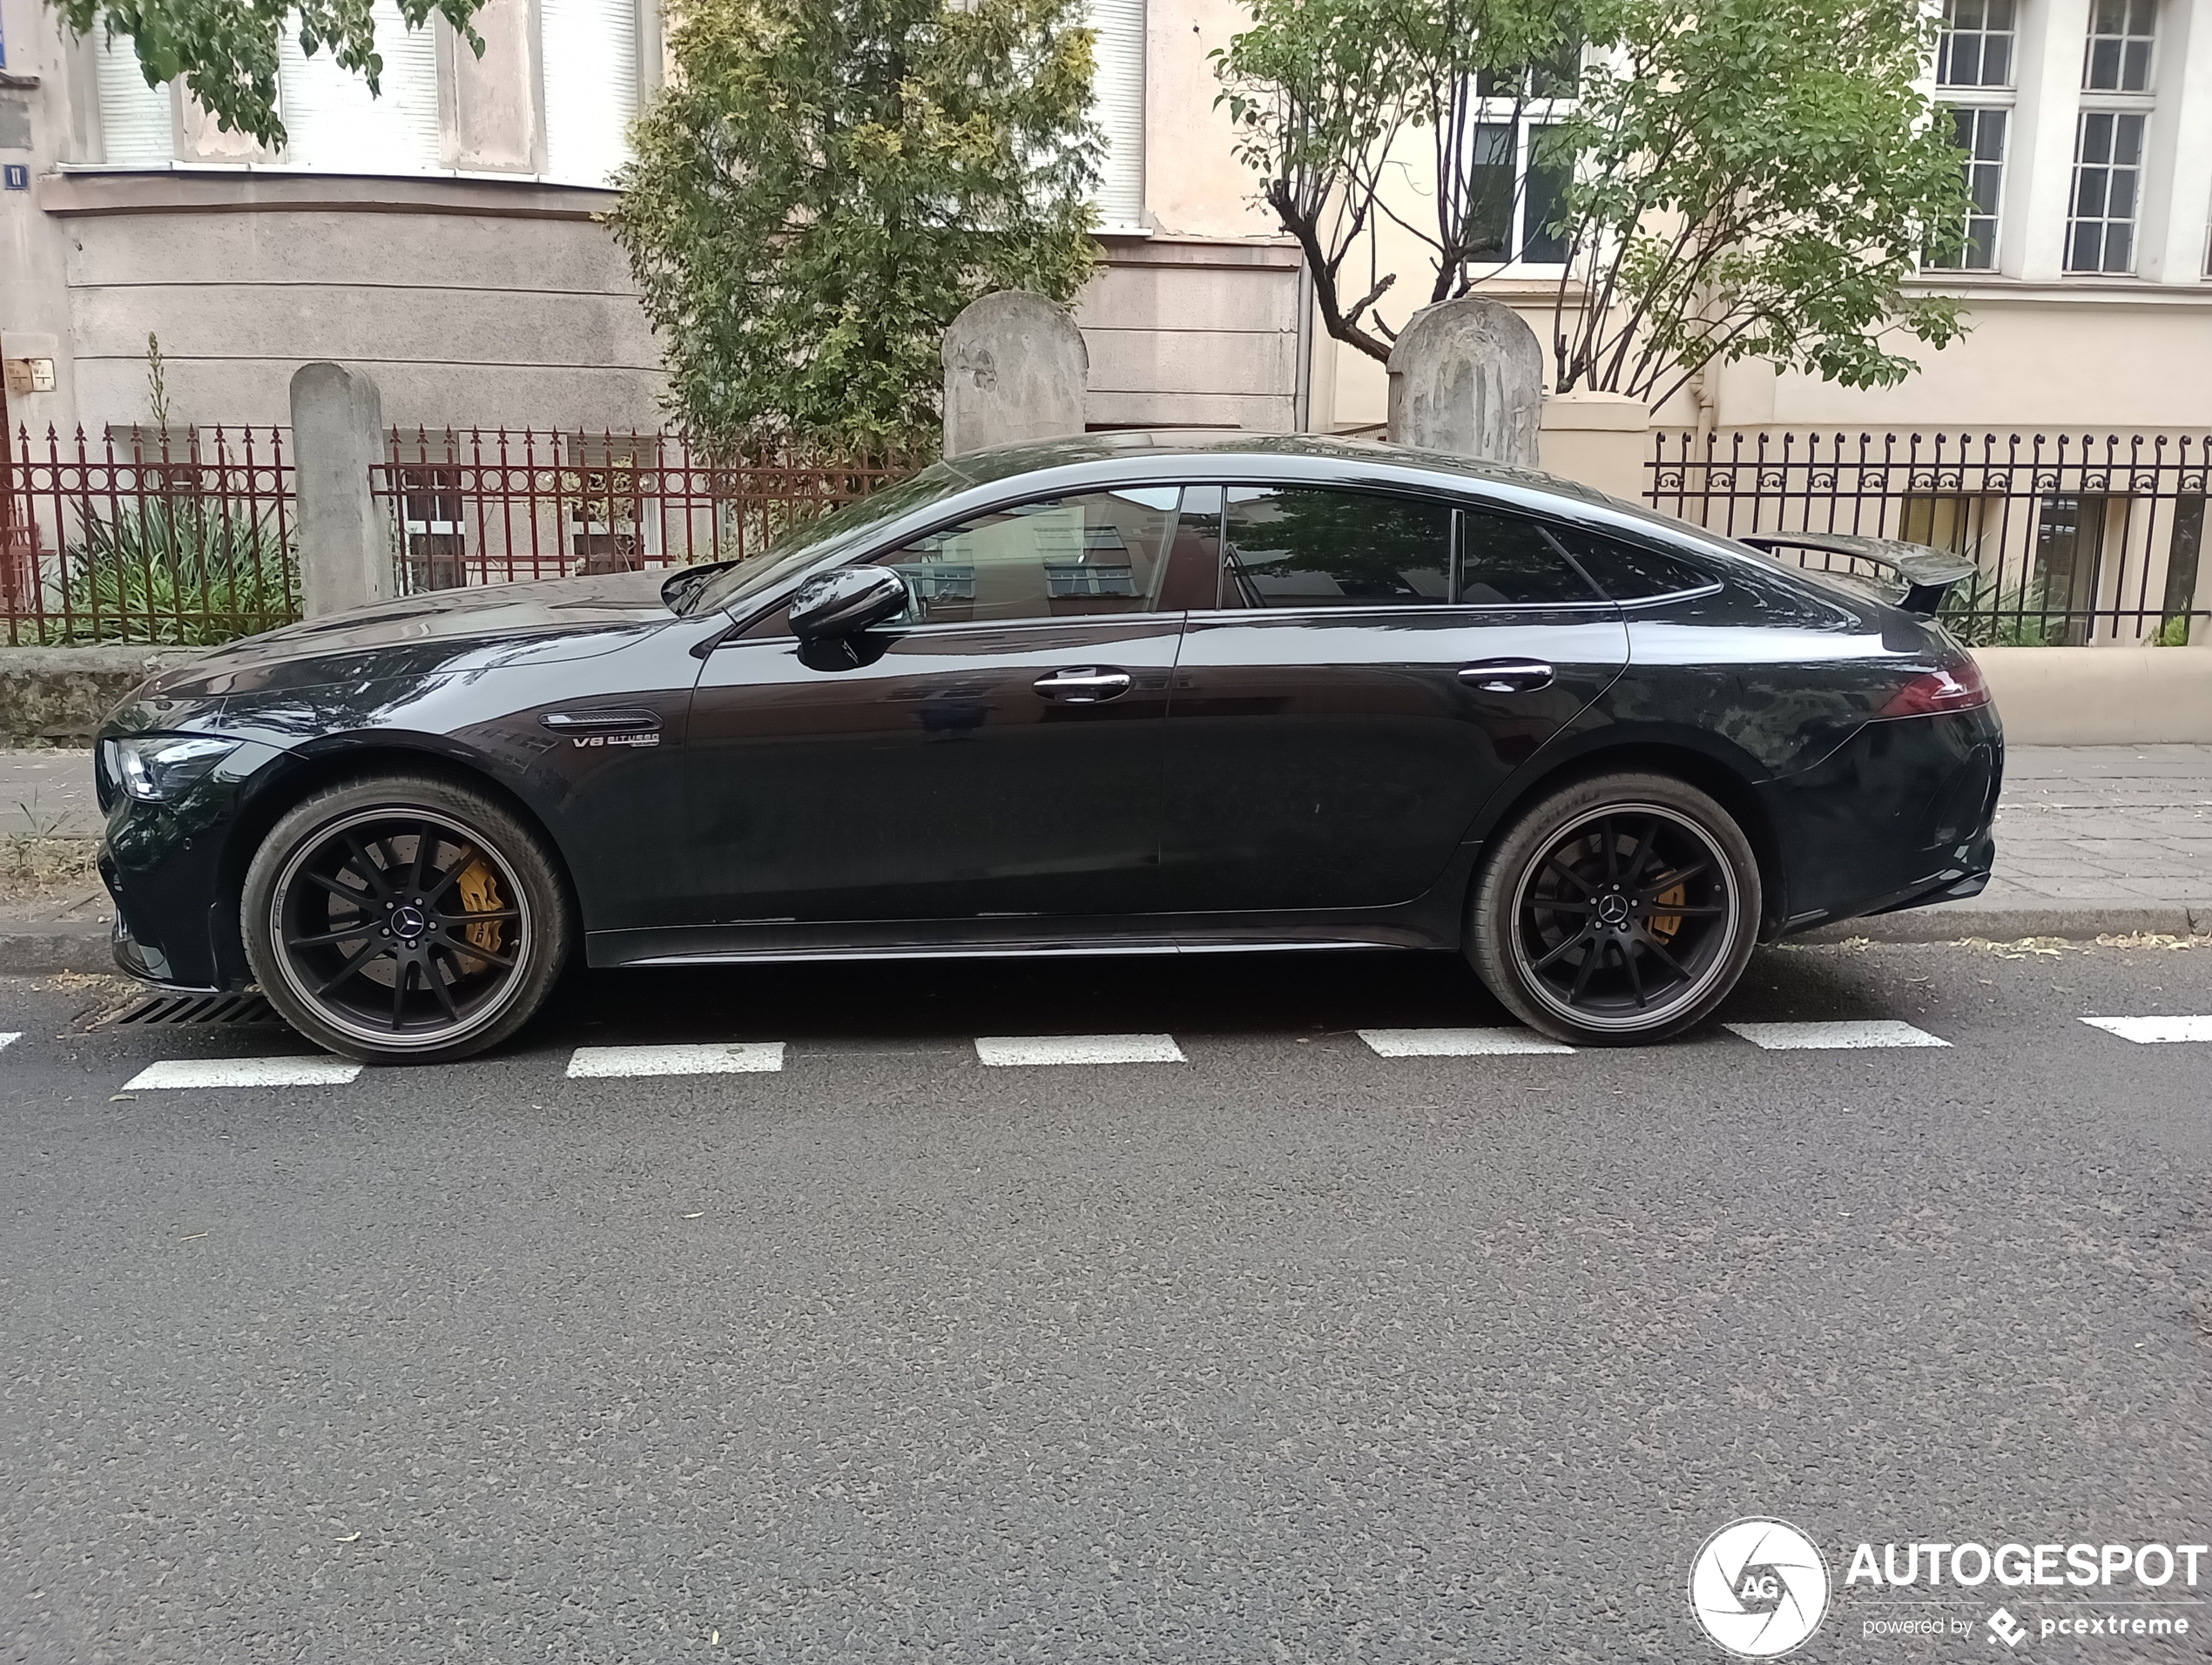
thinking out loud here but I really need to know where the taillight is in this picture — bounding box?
[1877,658,1990,718]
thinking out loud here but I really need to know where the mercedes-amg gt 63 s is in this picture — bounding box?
[95,434,2002,1062]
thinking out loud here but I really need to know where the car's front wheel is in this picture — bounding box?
[242,772,573,1063]
[1467,771,1761,1046]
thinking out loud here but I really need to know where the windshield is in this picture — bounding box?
[678,463,961,617]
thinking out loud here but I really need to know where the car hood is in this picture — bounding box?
[136,570,682,699]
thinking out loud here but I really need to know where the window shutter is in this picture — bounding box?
[542,0,639,185]
[95,34,174,165]
[276,3,442,172]
[1088,0,1145,230]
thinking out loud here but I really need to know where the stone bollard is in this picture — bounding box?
[288,361,393,617]
[1385,297,1544,466]
[941,292,1088,457]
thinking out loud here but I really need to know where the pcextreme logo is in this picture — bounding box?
[1689,1518,1832,1659]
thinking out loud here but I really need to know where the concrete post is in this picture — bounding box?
[288,362,393,617]
[1385,298,1544,466]
[1537,390,1652,503]
[941,292,1088,457]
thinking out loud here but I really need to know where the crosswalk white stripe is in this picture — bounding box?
[567,1042,786,1078]
[1724,1021,1949,1051]
[0,1033,18,1053]
[974,1034,1184,1067]
[125,1057,364,1089]
[1359,1027,1575,1056]
[2082,1015,2212,1045]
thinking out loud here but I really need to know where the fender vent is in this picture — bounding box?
[98,993,278,1028]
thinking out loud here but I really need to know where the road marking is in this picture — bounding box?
[1359,1027,1575,1056]
[0,1033,18,1052]
[1724,1020,1949,1050]
[2082,1015,2212,1045]
[124,1057,364,1089]
[974,1034,1184,1067]
[567,1042,786,1078]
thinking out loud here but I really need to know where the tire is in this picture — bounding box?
[1467,771,1760,1047]
[241,772,574,1063]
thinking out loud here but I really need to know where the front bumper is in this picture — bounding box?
[99,738,288,992]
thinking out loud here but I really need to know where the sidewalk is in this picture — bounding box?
[0,745,2206,972]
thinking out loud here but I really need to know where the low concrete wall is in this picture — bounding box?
[1974,647,2212,745]
[0,648,196,745]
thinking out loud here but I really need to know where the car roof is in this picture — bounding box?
[936,429,1613,505]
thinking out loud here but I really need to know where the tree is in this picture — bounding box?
[607,0,1103,449]
[47,0,484,148]
[1216,0,1973,408]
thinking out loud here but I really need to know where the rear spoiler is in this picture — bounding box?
[1734,533,1979,617]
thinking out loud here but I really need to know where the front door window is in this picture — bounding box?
[883,488,1183,624]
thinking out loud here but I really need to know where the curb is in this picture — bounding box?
[0,924,120,976]
[1798,902,2211,945]
[2,905,2207,980]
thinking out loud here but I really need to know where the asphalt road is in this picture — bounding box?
[3,939,2209,1663]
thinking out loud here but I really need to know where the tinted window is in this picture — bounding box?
[878,488,1181,624]
[1224,488,1453,607]
[1459,507,1602,604]
[1549,526,1716,600]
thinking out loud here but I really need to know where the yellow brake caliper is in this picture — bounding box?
[455,858,506,966]
[1649,882,1685,942]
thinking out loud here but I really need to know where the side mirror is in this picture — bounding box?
[787,567,909,640]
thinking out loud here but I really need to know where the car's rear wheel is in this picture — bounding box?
[242,773,573,1063]
[1467,772,1760,1046]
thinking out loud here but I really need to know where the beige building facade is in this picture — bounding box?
[2,0,2209,444]
[0,0,1301,439]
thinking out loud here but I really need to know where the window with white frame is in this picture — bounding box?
[1088,0,1146,230]
[276,0,442,173]
[1466,41,1578,267]
[542,0,642,185]
[2083,0,2155,91]
[2067,0,2157,274]
[1927,0,2014,271]
[84,0,644,184]
[93,31,174,165]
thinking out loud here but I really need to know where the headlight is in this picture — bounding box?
[103,734,241,803]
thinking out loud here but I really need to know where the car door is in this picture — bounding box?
[1156,486,1629,915]
[684,485,1197,928]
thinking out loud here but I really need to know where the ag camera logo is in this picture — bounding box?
[1689,1518,1832,1658]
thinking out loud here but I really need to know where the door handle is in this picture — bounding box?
[540,709,662,733]
[1458,658,1554,694]
[1033,667,1134,704]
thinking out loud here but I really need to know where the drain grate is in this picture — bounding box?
[98,992,279,1028]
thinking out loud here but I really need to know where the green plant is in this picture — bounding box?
[1215,0,1972,406]
[1938,574,2062,649]
[607,0,1103,449]
[61,497,300,645]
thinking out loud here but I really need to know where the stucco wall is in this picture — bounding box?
[42,173,663,435]
[1715,292,2212,431]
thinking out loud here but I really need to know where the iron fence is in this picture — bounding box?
[1648,430,2212,646]
[0,426,299,646]
[372,428,922,594]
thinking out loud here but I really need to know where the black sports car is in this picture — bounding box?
[95,434,2001,1061]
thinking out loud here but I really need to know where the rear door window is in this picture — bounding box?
[1222,487,1453,606]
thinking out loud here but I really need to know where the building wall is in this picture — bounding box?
[1307,0,2212,441]
[2,0,1305,443]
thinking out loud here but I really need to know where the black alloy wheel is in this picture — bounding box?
[1469,772,1760,1046]
[243,774,572,1062]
